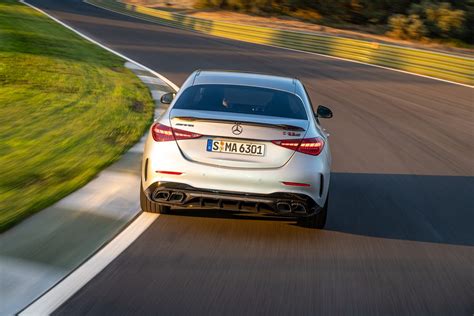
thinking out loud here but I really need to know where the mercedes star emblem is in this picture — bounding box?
[232,123,243,135]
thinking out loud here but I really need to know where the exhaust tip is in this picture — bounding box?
[169,192,185,202]
[291,203,307,215]
[152,190,170,201]
[276,202,291,214]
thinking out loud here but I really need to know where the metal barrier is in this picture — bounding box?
[88,0,473,86]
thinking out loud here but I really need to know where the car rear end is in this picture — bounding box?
[141,71,331,221]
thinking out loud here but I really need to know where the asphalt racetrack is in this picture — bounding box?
[27,0,474,314]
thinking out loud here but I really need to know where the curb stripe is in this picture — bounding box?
[19,212,159,315]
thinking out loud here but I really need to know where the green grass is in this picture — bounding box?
[0,0,155,231]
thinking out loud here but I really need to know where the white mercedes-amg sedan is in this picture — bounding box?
[140,70,333,228]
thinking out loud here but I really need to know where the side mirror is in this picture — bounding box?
[316,105,333,119]
[160,92,175,104]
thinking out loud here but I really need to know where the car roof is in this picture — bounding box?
[192,70,297,94]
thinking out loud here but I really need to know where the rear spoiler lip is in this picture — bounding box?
[171,116,306,131]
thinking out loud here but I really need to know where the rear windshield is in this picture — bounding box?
[173,84,307,120]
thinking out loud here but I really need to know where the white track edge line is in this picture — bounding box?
[85,0,473,89]
[19,212,159,315]
[20,0,179,91]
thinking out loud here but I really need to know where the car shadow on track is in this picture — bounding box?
[168,172,474,246]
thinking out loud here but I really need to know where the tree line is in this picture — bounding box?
[195,0,473,45]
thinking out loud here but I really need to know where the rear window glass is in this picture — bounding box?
[173,84,307,120]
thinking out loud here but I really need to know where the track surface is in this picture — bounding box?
[28,0,474,314]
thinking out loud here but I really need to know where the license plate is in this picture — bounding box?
[206,139,265,156]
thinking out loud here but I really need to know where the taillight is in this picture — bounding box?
[173,128,202,140]
[151,123,174,142]
[272,140,300,150]
[151,123,201,142]
[272,137,324,156]
[297,138,325,155]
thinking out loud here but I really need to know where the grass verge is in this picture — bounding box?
[0,0,155,231]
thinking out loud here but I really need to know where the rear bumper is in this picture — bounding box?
[144,182,321,217]
[142,139,331,208]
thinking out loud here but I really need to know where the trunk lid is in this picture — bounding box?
[169,109,309,169]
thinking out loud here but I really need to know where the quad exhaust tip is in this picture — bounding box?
[152,190,186,203]
[169,192,185,202]
[276,202,291,214]
[153,190,170,201]
[291,203,307,215]
[277,202,307,215]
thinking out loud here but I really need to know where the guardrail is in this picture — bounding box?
[88,0,473,86]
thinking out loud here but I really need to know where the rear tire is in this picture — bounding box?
[299,194,328,229]
[140,182,170,214]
